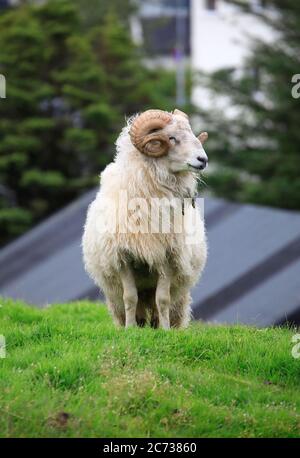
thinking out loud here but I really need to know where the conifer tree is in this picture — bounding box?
[198,0,300,210]
[0,0,175,245]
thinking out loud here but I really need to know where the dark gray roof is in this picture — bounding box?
[0,190,98,305]
[192,202,300,326]
[1,189,300,327]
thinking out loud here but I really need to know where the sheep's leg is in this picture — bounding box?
[155,271,171,330]
[120,265,138,328]
[150,306,159,329]
[136,302,147,327]
[107,300,125,327]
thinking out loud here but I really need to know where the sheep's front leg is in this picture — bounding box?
[120,265,138,328]
[156,271,171,330]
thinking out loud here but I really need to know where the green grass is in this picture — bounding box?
[0,298,299,438]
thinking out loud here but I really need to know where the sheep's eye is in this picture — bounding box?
[169,136,177,142]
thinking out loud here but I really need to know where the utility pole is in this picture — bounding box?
[175,0,186,107]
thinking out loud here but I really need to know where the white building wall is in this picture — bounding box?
[191,0,275,107]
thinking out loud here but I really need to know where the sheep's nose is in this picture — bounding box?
[197,157,208,170]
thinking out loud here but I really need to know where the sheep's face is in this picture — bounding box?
[161,114,208,174]
[129,109,208,175]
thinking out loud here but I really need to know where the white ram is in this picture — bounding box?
[82,109,208,329]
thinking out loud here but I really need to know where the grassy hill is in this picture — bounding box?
[0,298,299,438]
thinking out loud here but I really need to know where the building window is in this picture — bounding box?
[205,0,216,11]
[251,0,268,13]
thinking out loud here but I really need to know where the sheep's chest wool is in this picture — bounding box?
[82,109,208,329]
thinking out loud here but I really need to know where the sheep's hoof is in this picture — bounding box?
[137,318,146,327]
[150,317,159,329]
[125,321,137,328]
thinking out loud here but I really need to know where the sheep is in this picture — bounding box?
[82,108,208,329]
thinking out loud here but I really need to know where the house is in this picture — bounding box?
[131,0,190,105]
[1,190,300,327]
[131,1,274,107]
[131,0,191,58]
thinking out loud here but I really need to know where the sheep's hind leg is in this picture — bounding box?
[136,303,147,327]
[120,265,138,328]
[155,271,171,330]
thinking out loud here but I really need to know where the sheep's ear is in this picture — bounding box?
[173,108,189,119]
[198,132,208,144]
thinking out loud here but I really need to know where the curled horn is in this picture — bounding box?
[173,108,189,119]
[130,109,172,158]
[198,132,208,145]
